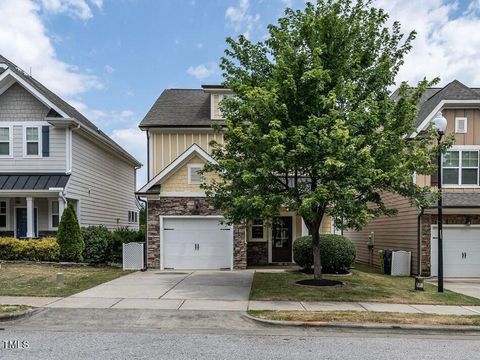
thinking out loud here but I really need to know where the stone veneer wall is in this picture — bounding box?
[247,242,268,266]
[421,214,480,276]
[147,197,247,269]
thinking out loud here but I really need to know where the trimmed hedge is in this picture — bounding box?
[107,227,145,263]
[57,203,84,262]
[0,237,59,261]
[293,234,356,273]
[81,226,110,264]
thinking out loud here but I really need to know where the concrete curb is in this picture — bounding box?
[0,307,42,322]
[243,313,480,332]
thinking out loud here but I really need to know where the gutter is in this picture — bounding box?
[136,196,148,271]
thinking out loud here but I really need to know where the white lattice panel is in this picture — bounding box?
[123,242,145,270]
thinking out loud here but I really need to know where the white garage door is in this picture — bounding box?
[431,226,480,277]
[162,217,232,270]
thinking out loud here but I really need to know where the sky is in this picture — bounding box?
[1,0,479,187]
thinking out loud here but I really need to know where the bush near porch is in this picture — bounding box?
[0,238,59,262]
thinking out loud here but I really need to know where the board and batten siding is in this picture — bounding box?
[151,130,224,175]
[343,193,420,273]
[0,83,66,172]
[67,132,138,230]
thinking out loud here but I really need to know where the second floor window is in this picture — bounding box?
[0,127,10,156]
[25,127,40,156]
[443,150,479,186]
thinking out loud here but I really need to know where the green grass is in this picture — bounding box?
[249,310,480,326]
[0,263,130,297]
[250,265,480,305]
[0,305,31,314]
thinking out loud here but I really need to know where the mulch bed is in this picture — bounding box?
[295,279,343,287]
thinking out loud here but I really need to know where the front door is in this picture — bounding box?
[271,216,293,262]
[16,208,38,238]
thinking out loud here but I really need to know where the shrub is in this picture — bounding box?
[57,203,84,262]
[82,226,111,264]
[293,234,356,273]
[0,237,59,261]
[106,227,145,263]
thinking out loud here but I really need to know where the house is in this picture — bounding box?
[0,55,141,238]
[344,80,480,278]
[137,85,332,270]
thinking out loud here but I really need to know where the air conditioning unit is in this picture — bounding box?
[391,250,411,276]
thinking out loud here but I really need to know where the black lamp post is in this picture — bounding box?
[432,111,447,293]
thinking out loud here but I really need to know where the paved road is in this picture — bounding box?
[0,308,479,359]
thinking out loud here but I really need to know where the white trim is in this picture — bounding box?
[23,125,42,158]
[48,198,60,230]
[159,191,206,197]
[0,69,69,118]
[0,125,13,158]
[187,163,204,185]
[0,78,15,98]
[0,199,10,231]
[268,211,297,263]
[65,128,72,173]
[148,131,154,180]
[442,149,479,188]
[415,100,480,135]
[159,215,233,270]
[249,219,267,242]
[138,144,217,193]
[455,117,468,133]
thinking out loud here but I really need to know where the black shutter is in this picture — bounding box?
[42,126,49,157]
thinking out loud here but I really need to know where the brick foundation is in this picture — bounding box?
[147,197,247,269]
[421,214,480,276]
[247,242,268,266]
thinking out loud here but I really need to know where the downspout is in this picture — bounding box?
[417,207,424,276]
[137,196,148,271]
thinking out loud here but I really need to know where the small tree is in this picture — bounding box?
[57,203,84,262]
[203,0,452,280]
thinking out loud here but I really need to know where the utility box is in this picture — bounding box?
[391,250,411,276]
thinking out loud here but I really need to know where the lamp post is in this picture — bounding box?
[432,111,447,293]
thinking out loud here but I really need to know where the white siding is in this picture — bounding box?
[67,132,138,230]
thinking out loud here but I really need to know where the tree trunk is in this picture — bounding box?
[311,227,322,280]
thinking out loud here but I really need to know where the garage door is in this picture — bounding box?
[162,217,232,270]
[431,226,480,277]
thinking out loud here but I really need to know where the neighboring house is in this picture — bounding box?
[344,80,480,278]
[137,85,332,270]
[0,55,141,238]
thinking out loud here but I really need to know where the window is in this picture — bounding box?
[50,200,59,229]
[24,126,40,156]
[455,117,467,133]
[0,200,7,228]
[188,164,204,184]
[128,211,138,223]
[0,127,11,156]
[251,219,264,240]
[443,150,479,186]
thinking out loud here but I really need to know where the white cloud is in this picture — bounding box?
[0,0,102,97]
[104,64,115,74]
[376,0,480,86]
[110,127,147,186]
[40,0,102,20]
[119,110,134,118]
[225,0,260,39]
[187,62,218,80]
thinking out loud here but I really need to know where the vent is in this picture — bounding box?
[455,117,467,133]
[188,164,204,184]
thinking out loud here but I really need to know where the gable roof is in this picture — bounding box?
[0,55,141,167]
[136,143,216,194]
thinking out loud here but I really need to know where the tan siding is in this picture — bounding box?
[343,193,420,273]
[444,108,480,145]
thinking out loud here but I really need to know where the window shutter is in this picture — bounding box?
[42,126,49,157]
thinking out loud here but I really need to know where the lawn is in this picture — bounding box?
[249,310,480,326]
[0,263,129,297]
[0,305,31,314]
[250,265,480,305]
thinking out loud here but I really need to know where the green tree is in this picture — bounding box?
[203,0,451,279]
[57,203,84,262]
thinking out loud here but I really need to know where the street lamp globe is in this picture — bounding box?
[432,111,447,134]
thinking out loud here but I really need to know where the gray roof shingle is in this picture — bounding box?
[0,55,141,166]
[0,174,70,190]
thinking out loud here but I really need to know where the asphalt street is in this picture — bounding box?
[0,308,479,360]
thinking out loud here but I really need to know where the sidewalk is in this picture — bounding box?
[1,296,480,315]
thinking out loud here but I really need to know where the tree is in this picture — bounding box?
[203,0,452,280]
[57,203,84,262]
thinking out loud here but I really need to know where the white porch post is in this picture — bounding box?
[301,219,309,236]
[26,196,34,238]
[58,196,65,219]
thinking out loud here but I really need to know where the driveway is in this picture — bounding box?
[46,270,254,311]
[442,279,480,299]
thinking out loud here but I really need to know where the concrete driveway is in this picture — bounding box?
[442,279,480,299]
[46,270,254,311]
